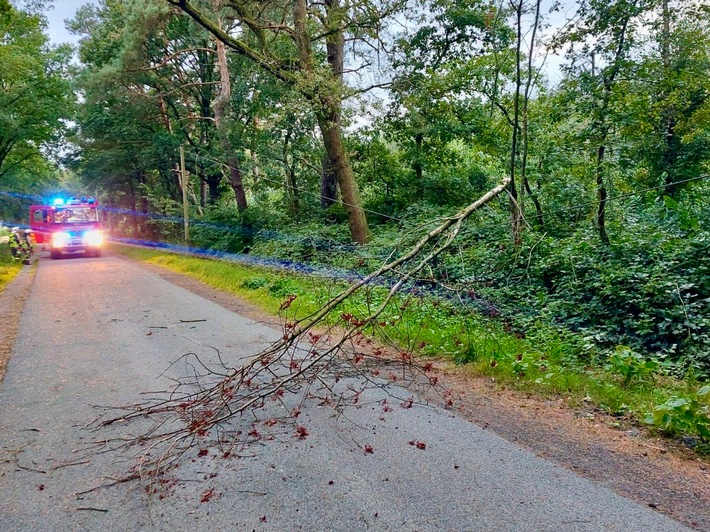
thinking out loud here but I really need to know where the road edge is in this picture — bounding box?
[0,263,37,384]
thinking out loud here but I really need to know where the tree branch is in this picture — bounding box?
[94,178,510,482]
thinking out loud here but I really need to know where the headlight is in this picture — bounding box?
[83,230,103,247]
[51,232,70,248]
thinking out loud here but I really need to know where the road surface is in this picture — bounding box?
[0,253,691,531]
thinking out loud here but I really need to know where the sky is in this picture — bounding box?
[43,0,97,45]
[41,0,571,82]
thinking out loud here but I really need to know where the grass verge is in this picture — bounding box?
[0,246,22,294]
[113,243,709,449]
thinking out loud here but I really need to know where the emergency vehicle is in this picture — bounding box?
[29,197,104,259]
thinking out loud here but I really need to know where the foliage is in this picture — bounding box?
[178,179,710,376]
[190,202,269,253]
[0,2,72,212]
[604,346,660,385]
[646,386,710,443]
[115,243,710,452]
[0,236,22,293]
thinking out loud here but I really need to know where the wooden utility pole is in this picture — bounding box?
[180,144,190,244]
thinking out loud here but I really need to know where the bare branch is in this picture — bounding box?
[92,178,509,485]
[124,47,218,72]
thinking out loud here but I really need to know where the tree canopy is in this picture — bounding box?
[0,1,74,220]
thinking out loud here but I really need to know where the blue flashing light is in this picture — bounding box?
[52,197,65,206]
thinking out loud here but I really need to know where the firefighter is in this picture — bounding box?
[23,229,33,258]
[8,227,30,264]
[8,227,22,261]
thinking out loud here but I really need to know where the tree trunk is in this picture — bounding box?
[317,108,371,243]
[213,4,247,212]
[286,165,299,217]
[660,0,678,197]
[251,141,260,185]
[414,132,423,196]
[129,180,139,238]
[521,0,543,232]
[320,0,344,210]
[508,0,524,246]
[282,130,299,216]
[590,7,634,246]
[228,155,248,211]
[320,153,337,209]
[206,175,221,203]
[300,0,370,243]
[180,159,202,213]
[526,167,545,230]
[141,194,151,239]
[661,0,670,68]
[596,144,610,245]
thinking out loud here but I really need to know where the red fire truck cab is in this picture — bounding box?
[30,197,104,259]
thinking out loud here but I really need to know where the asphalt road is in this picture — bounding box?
[0,252,691,531]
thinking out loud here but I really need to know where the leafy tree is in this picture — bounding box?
[556,0,648,245]
[617,0,710,197]
[0,3,73,193]
[67,1,165,236]
[386,0,509,203]
[164,0,393,243]
[387,0,557,243]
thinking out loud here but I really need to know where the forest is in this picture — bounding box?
[1,0,709,437]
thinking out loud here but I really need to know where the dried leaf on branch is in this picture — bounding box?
[91,178,510,486]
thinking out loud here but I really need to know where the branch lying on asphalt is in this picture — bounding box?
[92,178,510,486]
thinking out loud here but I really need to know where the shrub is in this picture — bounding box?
[645,385,710,442]
[604,346,659,385]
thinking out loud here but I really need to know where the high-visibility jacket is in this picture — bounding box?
[9,232,21,250]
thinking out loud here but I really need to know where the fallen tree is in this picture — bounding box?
[92,178,510,486]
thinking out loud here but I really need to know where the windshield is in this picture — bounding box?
[54,207,98,224]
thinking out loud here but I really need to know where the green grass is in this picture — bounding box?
[0,244,22,294]
[113,243,708,446]
[115,245,346,319]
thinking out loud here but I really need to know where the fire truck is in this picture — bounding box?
[29,197,104,259]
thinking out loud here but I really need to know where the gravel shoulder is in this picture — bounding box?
[2,257,709,530]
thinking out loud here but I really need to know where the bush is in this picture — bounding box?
[190,203,272,253]
[646,385,710,442]
[179,178,710,376]
[604,346,659,385]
